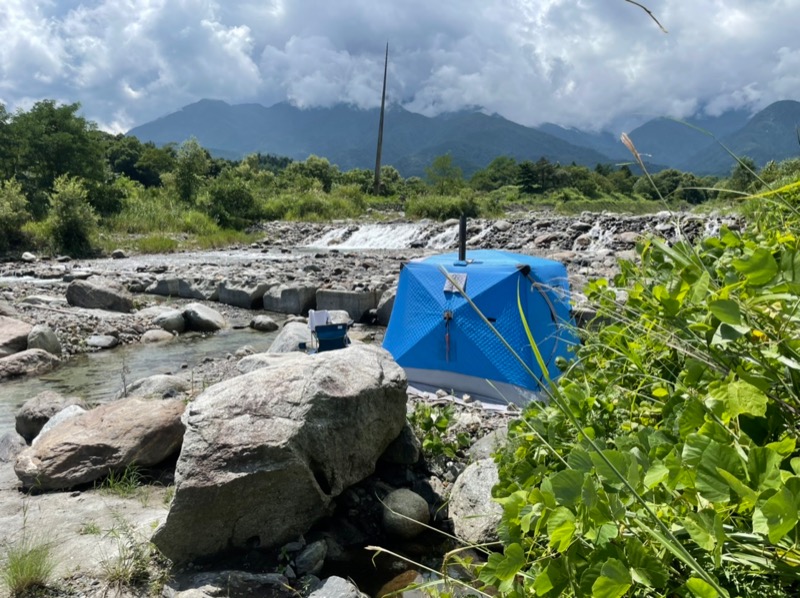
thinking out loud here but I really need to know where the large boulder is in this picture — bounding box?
[449,458,503,544]
[27,324,62,356]
[0,315,32,357]
[183,303,226,332]
[316,289,379,323]
[263,284,317,315]
[66,278,133,313]
[216,280,273,309]
[268,321,312,353]
[152,308,187,333]
[118,374,191,400]
[145,278,213,300]
[375,288,396,327]
[152,344,407,564]
[0,349,60,380]
[14,397,186,490]
[15,390,87,442]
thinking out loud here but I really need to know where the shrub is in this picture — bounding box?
[135,235,178,254]
[44,176,99,257]
[404,194,479,220]
[0,180,31,252]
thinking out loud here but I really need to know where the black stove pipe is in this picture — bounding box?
[458,214,467,262]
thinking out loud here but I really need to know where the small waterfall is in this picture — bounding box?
[426,225,459,250]
[584,222,615,252]
[305,223,428,249]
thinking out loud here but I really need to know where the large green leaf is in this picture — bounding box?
[709,299,741,325]
[591,558,632,598]
[626,537,669,588]
[685,576,721,598]
[548,469,585,508]
[547,507,576,552]
[682,434,743,502]
[756,487,799,543]
[732,248,779,286]
[748,447,782,492]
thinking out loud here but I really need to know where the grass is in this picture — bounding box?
[95,465,142,497]
[1,537,55,596]
[101,517,171,593]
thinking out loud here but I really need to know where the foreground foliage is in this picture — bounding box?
[1,536,55,596]
[487,183,800,596]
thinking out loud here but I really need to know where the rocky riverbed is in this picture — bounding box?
[0,212,739,598]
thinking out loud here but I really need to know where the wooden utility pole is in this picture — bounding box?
[373,43,388,195]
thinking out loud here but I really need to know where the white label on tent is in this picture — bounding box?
[443,273,467,293]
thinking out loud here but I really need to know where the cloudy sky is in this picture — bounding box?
[1,0,798,133]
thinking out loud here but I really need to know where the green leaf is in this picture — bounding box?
[724,381,769,419]
[590,450,631,490]
[685,576,721,598]
[591,558,632,598]
[757,487,799,543]
[688,270,711,305]
[709,299,741,325]
[644,461,669,489]
[733,248,779,286]
[682,434,743,502]
[748,447,782,491]
[548,469,584,508]
[717,468,758,509]
[547,507,576,552]
[568,447,594,472]
[684,511,716,551]
[532,558,569,597]
[626,537,669,588]
[496,543,526,581]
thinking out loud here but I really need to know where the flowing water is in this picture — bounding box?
[0,327,280,435]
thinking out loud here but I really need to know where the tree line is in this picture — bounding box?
[1,99,796,257]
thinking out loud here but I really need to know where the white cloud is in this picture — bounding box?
[0,0,798,133]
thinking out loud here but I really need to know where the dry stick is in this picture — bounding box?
[624,0,668,33]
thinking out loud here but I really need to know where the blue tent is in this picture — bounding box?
[383,250,577,405]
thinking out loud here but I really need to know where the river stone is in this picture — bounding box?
[268,320,312,353]
[153,308,187,333]
[379,421,421,465]
[376,288,396,327]
[166,571,291,598]
[216,280,272,309]
[382,488,430,539]
[0,431,27,463]
[14,397,186,490]
[15,390,87,442]
[141,329,175,343]
[146,278,210,300]
[0,349,60,380]
[309,576,368,598]
[316,289,379,322]
[86,334,119,349]
[0,315,32,357]
[66,278,133,313]
[236,352,296,374]
[294,539,327,576]
[27,324,62,356]
[468,428,509,461]
[183,303,226,332]
[33,405,87,445]
[119,374,191,400]
[250,315,279,332]
[151,344,407,564]
[449,458,503,544]
[263,284,318,315]
[21,251,37,262]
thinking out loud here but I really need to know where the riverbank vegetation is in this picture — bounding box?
[2,100,795,258]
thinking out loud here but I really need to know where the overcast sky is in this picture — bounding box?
[1,0,798,133]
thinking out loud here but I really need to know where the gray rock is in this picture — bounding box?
[375,288,396,327]
[263,284,317,315]
[183,303,226,332]
[237,352,296,374]
[380,422,421,465]
[146,278,210,300]
[268,321,312,353]
[166,571,291,598]
[119,374,191,400]
[468,428,509,461]
[382,488,430,539]
[250,315,279,332]
[111,249,127,259]
[216,280,272,309]
[66,278,133,313]
[21,251,37,262]
[153,308,187,333]
[152,344,407,564]
[86,334,119,349]
[316,289,379,322]
[449,458,503,544]
[0,431,27,463]
[27,324,62,356]
[141,329,175,343]
[308,576,368,598]
[33,405,87,445]
[15,390,86,442]
[0,315,32,357]
[15,397,186,490]
[295,540,327,576]
[0,349,60,380]
[494,220,512,232]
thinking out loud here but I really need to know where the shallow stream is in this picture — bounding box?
[0,327,280,435]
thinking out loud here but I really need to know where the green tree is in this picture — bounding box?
[426,153,463,195]
[283,155,339,193]
[470,156,519,192]
[728,156,758,193]
[11,100,105,217]
[173,138,210,203]
[205,173,258,230]
[0,179,30,252]
[44,176,98,257]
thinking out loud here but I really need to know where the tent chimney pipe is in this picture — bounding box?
[458,214,467,262]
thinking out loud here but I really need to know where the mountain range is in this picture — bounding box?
[127,99,800,178]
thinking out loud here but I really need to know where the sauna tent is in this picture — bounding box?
[382,250,577,405]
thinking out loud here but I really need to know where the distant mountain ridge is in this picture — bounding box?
[127,99,800,177]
